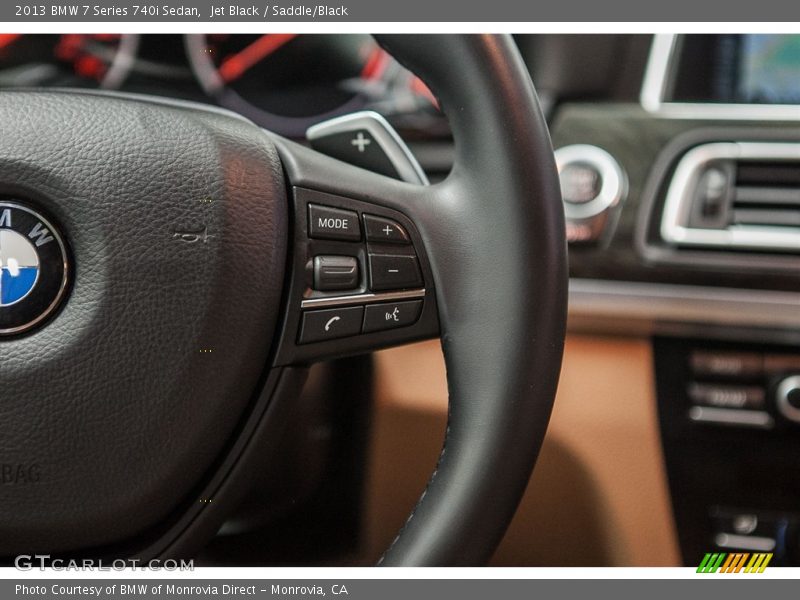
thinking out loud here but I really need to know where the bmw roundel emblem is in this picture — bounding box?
[0,202,69,336]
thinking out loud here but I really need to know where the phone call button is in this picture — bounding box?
[299,306,364,344]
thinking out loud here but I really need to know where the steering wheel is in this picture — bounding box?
[0,35,566,566]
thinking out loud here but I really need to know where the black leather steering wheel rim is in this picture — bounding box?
[380,33,567,566]
[0,34,566,567]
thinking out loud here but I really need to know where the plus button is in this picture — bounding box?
[351,132,372,153]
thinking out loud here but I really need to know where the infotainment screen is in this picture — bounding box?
[664,34,800,105]
[738,34,800,104]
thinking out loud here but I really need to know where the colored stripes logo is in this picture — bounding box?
[697,552,773,573]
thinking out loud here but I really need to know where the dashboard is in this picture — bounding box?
[0,34,445,139]
[547,33,800,568]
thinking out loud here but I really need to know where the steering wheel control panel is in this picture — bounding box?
[274,187,439,364]
[655,337,800,566]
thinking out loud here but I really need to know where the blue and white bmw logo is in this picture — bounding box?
[0,202,69,336]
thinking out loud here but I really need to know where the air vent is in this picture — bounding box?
[661,142,800,252]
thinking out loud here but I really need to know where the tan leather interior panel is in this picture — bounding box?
[364,335,682,566]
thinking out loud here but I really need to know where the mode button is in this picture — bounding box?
[308,204,361,241]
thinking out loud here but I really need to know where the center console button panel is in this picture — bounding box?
[655,337,800,567]
[680,348,800,431]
